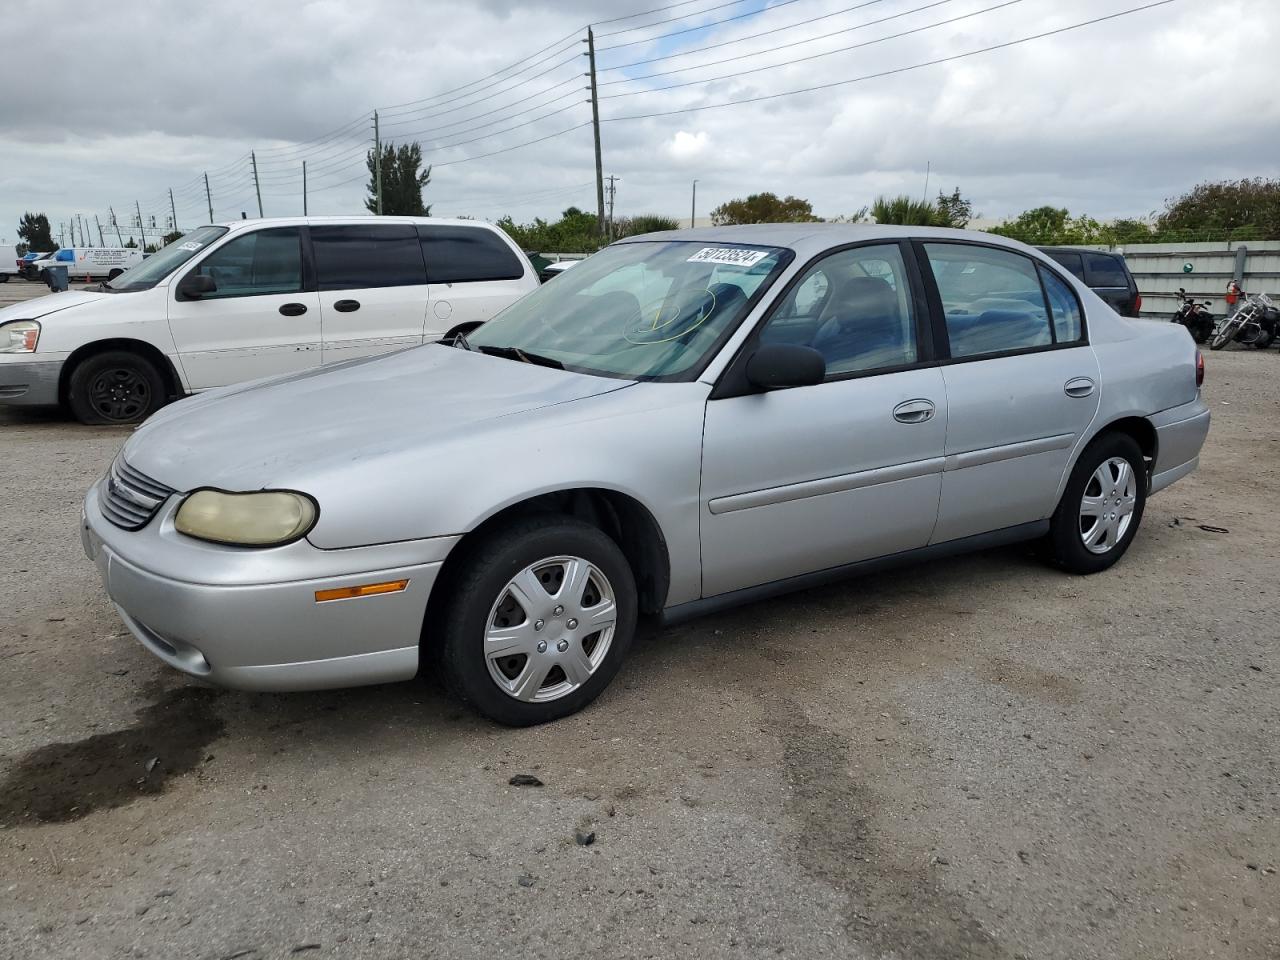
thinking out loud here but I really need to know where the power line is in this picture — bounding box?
[597,0,811,51]
[600,0,945,82]
[593,0,733,26]
[379,76,584,137]
[604,0,1179,121]
[595,0,756,38]
[601,0,1024,97]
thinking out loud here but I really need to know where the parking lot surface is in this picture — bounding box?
[0,346,1276,960]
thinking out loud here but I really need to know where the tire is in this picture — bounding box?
[437,516,637,726]
[67,350,166,425]
[1210,317,1241,350]
[0,272,9,283]
[1252,331,1274,350]
[1045,432,1147,575]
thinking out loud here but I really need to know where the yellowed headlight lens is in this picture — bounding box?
[174,490,317,546]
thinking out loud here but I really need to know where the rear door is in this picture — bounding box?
[918,241,1099,544]
[417,224,535,339]
[311,223,431,364]
[167,226,322,389]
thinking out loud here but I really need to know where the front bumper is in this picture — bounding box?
[82,483,458,691]
[0,357,62,406]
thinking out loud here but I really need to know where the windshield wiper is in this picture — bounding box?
[477,345,564,369]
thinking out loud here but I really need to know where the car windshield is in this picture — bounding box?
[465,240,791,380]
[105,226,229,291]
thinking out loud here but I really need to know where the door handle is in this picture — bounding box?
[278,302,308,317]
[892,399,935,424]
[333,299,361,313]
[1064,377,1096,398]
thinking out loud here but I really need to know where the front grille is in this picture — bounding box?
[100,457,175,531]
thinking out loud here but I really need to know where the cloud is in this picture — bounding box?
[1,0,1277,246]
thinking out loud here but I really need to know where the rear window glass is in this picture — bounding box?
[311,224,427,291]
[1083,253,1128,288]
[1039,265,1084,343]
[418,226,524,283]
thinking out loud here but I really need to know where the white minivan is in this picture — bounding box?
[0,217,539,423]
[32,246,145,282]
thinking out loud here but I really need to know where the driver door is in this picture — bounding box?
[699,242,947,597]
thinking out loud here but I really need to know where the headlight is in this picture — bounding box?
[174,490,318,546]
[0,320,39,353]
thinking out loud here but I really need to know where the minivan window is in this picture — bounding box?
[107,225,229,292]
[1045,250,1085,281]
[190,227,303,298]
[1083,252,1128,288]
[418,226,524,283]
[924,243,1052,359]
[311,223,427,291]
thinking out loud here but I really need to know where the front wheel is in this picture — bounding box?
[437,517,637,726]
[67,350,166,425]
[1045,433,1146,574]
[1210,317,1243,350]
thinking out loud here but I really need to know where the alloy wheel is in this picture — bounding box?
[1079,457,1138,555]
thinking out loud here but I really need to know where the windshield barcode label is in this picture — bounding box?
[686,247,768,267]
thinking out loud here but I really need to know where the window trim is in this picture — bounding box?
[910,237,1089,367]
[710,238,937,400]
[174,226,309,303]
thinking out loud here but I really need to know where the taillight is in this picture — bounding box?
[1196,350,1204,388]
[1134,293,1143,314]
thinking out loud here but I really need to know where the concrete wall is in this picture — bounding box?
[1109,240,1280,320]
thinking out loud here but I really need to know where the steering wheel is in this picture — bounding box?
[623,289,717,346]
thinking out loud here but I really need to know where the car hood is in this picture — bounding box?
[0,289,109,323]
[123,345,633,491]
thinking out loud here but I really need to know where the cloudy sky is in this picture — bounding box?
[2,0,1276,247]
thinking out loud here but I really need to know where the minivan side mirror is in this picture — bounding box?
[745,343,825,391]
[177,273,217,299]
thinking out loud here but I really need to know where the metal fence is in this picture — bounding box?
[1109,240,1280,321]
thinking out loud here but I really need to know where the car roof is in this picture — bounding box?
[213,215,499,232]
[618,223,1052,261]
[1039,245,1125,259]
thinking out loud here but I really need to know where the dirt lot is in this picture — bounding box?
[0,347,1276,960]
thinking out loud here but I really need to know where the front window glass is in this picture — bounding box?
[924,243,1053,358]
[106,225,229,291]
[465,241,791,380]
[188,228,302,298]
[761,243,918,375]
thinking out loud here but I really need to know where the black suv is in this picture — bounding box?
[1039,247,1142,318]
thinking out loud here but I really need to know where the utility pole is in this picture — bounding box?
[586,27,605,239]
[109,207,124,245]
[302,160,308,215]
[94,215,105,246]
[204,172,214,223]
[250,151,263,218]
[169,188,178,235]
[135,200,145,250]
[921,160,931,205]
[605,175,618,241]
[691,179,698,228]
[373,111,383,215]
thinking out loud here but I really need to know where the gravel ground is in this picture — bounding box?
[0,347,1276,960]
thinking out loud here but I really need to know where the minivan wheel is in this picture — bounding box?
[67,350,166,425]
[1045,433,1146,575]
[438,517,637,726]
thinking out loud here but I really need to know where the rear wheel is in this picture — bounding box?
[437,517,637,726]
[1045,433,1146,574]
[67,350,166,425]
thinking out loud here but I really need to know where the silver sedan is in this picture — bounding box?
[82,225,1210,725]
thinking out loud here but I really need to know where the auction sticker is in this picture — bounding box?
[178,241,204,251]
[686,247,769,267]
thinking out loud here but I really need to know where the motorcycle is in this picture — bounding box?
[1171,287,1215,344]
[1210,291,1279,350]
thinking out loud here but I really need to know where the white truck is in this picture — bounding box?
[0,244,19,282]
[31,247,145,282]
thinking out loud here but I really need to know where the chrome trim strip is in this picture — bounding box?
[707,456,945,516]
[944,433,1074,472]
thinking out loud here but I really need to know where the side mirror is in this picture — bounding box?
[745,343,825,391]
[177,273,217,299]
